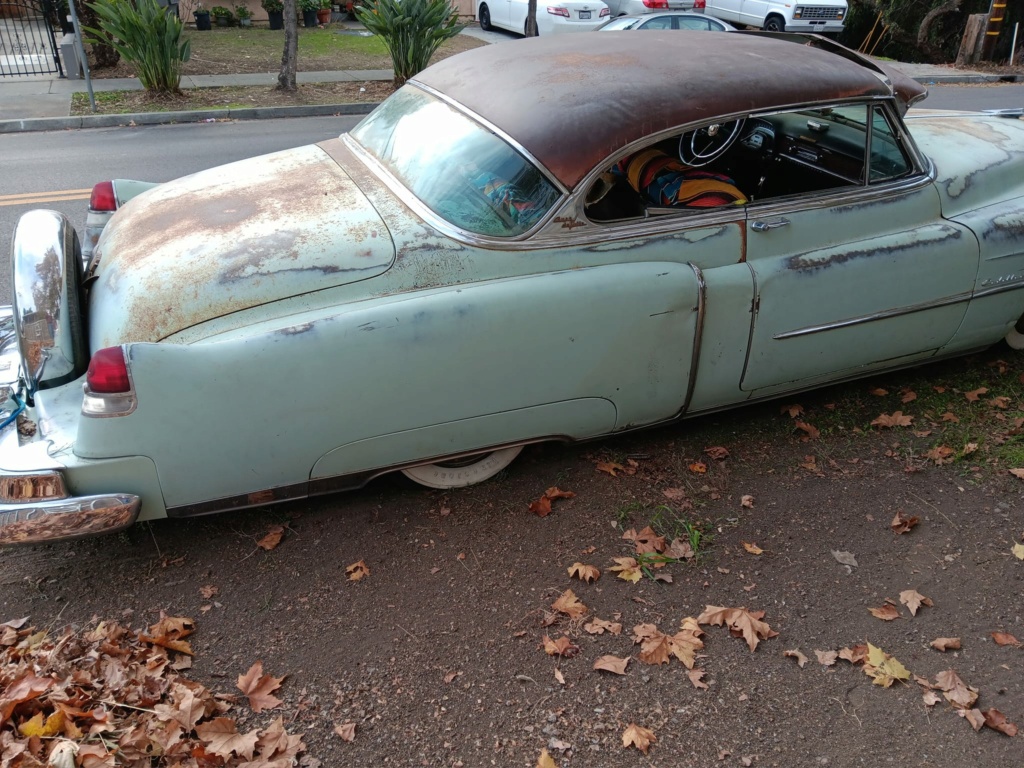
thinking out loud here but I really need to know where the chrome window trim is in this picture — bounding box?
[681,263,706,414]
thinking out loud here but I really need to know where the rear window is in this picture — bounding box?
[351,86,561,238]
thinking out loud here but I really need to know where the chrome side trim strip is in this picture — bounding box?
[973,280,1024,300]
[738,261,760,389]
[773,290,975,340]
[681,263,706,414]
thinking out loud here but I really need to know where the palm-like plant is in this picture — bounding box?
[86,0,190,93]
[357,0,463,88]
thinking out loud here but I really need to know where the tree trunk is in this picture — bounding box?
[917,0,960,60]
[73,0,119,69]
[277,0,298,91]
[525,0,537,36]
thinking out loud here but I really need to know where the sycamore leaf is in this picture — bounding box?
[959,708,985,731]
[567,563,600,584]
[584,618,622,635]
[990,396,1012,409]
[1009,468,1024,481]
[669,617,705,669]
[665,538,695,560]
[901,389,917,403]
[742,541,763,555]
[890,512,920,535]
[780,403,804,417]
[541,635,579,658]
[632,624,672,666]
[596,461,626,477]
[257,716,305,761]
[982,708,1019,737]
[740,495,755,509]
[992,631,1022,647]
[696,606,778,652]
[662,487,687,501]
[687,667,709,690]
[530,487,576,516]
[815,650,838,666]
[839,644,867,664]
[592,655,629,675]
[931,637,961,652]
[869,387,888,396]
[17,709,63,738]
[871,411,914,428]
[551,589,588,619]
[199,585,219,599]
[623,526,666,555]
[864,643,911,687]
[609,557,643,584]
[868,604,901,621]
[622,723,656,754]
[237,661,284,713]
[346,559,370,581]
[0,671,52,727]
[139,615,195,656]
[899,589,933,617]
[537,748,559,768]
[942,412,960,423]
[554,667,565,685]
[688,461,707,474]
[923,446,954,465]
[935,669,978,709]
[922,690,942,707]
[784,649,808,668]
[334,722,356,742]
[795,420,820,439]
[964,387,988,402]
[1012,542,1024,560]
[705,446,730,460]
[195,717,259,761]
[257,525,285,550]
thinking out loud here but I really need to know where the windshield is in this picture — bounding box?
[351,87,562,238]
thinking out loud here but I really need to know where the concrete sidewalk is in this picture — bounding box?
[0,26,1017,133]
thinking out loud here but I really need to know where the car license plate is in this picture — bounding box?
[579,10,591,18]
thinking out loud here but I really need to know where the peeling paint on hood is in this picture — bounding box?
[88,144,396,348]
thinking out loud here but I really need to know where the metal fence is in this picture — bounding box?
[0,0,65,77]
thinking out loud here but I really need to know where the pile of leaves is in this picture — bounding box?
[0,615,304,767]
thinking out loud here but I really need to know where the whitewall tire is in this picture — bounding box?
[1006,326,1024,350]
[401,446,523,489]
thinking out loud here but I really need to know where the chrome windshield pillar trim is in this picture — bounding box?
[0,492,140,547]
[773,290,975,340]
[680,263,706,415]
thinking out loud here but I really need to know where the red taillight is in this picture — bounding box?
[641,0,669,7]
[693,0,705,8]
[547,5,570,16]
[600,6,609,14]
[87,347,131,393]
[89,181,117,213]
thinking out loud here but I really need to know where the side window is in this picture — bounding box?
[869,107,912,182]
[678,17,712,30]
[639,16,674,29]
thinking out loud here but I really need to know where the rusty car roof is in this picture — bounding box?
[412,32,924,190]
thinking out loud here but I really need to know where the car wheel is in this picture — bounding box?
[763,15,784,32]
[479,3,491,30]
[1006,326,1024,350]
[401,446,523,489]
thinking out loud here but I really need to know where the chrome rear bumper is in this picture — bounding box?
[0,490,140,546]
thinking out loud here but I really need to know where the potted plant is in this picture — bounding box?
[299,0,319,27]
[261,0,283,28]
[194,1,212,29]
[235,3,252,25]
[210,5,233,25]
[316,0,331,24]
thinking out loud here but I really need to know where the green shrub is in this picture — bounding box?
[210,4,233,18]
[86,0,190,92]
[356,0,462,87]
[261,0,283,12]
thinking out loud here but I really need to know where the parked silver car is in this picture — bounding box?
[604,0,704,16]
[596,10,731,29]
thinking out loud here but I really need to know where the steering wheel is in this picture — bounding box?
[678,119,745,167]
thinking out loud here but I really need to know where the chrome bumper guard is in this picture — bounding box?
[0,470,140,546]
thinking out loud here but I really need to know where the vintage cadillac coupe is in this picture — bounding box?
[4,32,1024,545]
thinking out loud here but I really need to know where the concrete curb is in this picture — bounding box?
[1,73,1020,134]
[0,101,378,134]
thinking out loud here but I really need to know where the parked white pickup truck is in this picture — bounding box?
[702,0,846,33]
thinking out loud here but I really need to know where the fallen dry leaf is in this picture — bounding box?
[529,487,576,517]
[922,690,942,707]
[687,667,709,690]
[140,614,195,655]
[596,461,626,477]
[334,722,356,742]
[554,668,565,685]
[899,589,933,616]
[1009,468,1024,481]
[623,526,666,555]
[536,748,559,768]
[869,387,888,396]
[1012,542,1024,560]
[584,618,622,635]
[941,411,960,423]
[960,708,985,731]
[964,386,988,402]
[815,650,838,666]
[662,487,687,501]
[982,708,1019,737]
[831,550,858,567]
[256,525,285,551]
[199,585,219,599]
[795,420,820,439]
[864,643,911,687]
[890,511,920,534]
[236,661,284,713]
[741,541,763,555]
[901,389,917,403]
[705,446,730,460]
[688,461,708,474]
[784,649,808,668]
[740,494,755,509]
[991,631,1022,647]
[780,403,804,417]
[868,604,901,621]
[194,717,259,761]
[346,560,370,582]
[592,655,630,675]
[622,723,656,754]
[839,644,868,664]
[666,537,695,560]
[609,557,643,584]
[935,669,979,709]
[541,635,580,658]
[990,396,1012,409]
[567,563,600,584]
[697,606,778,652]
[931,637,961,652]
[551,589,588,619]
[871,411,914,428]
[923,445,954,465]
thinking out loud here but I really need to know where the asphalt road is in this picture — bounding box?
[1,83,1023,304]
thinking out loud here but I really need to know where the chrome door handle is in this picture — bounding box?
[751,218,791,232]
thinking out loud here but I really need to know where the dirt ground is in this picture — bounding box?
[1,347,1023,767]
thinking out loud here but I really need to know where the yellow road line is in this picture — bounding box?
[0,189,92,207]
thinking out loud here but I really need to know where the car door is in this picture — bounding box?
[509,0,528,33]
[741,102,980,396]
[739,0,769,26]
